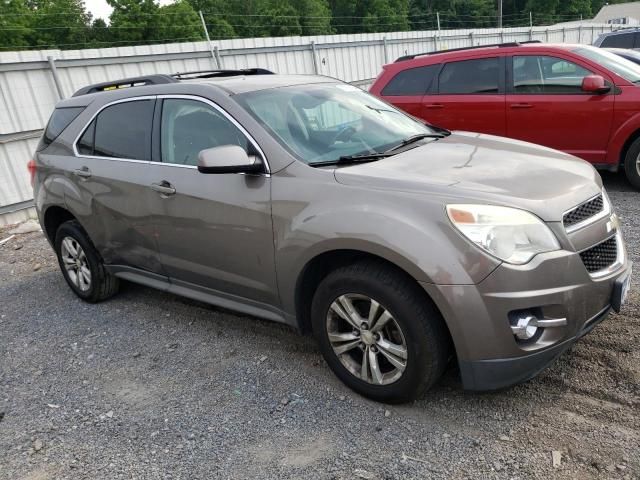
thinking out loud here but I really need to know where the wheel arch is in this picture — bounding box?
[43,205,78,244]
[293,249,454,352]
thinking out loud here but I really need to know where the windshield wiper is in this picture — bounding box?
[309,152,393,167]
[385,133,446,153]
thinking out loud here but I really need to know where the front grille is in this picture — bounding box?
[580,236,618,273]
[563,194,604,229]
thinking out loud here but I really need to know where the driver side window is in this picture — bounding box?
[160,98,249,166]
[512,55,593,94]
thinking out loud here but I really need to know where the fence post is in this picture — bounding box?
[545,27,549,42]
[562,26,566,42]
[214,46,223,69]
[310,41,320,74]
[47,56,64,100]
[529,27,533,41]
[578,25,582,44]
[469,31,474,47]
[199,10,219,69]
[382,36,389,64]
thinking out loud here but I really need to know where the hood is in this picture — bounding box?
[334,132,603,222]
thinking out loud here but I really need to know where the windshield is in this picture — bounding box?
[236,83,435,164]
[574,46,640,83]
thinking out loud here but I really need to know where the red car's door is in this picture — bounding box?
[421,56,506,135]
[506,54,615,164]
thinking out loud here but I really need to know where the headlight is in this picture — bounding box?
[446,204,560,265]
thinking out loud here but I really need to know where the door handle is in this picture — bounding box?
[510,103,533,109]
[425,103,444,109]
[151,181,176,196]
[73,167,92,178]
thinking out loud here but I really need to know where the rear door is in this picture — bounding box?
[64,97,162,273]
[505,54,615,163]
[422,56,506,135]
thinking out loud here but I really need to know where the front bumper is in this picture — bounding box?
[421,246,631,391]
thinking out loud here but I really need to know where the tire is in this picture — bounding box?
[54,220,119,302]
[624,137,640,190]
[311,260,450,403]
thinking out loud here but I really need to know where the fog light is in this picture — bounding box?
[511,315,539,340]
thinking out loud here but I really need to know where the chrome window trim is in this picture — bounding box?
[72,94,271,175]
[72,95,157,163]
[157,94,271,174]
[563,190,610,234]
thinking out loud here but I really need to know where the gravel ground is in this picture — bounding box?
[0,172,638,480]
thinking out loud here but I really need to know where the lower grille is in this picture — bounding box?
[580,236,618,273]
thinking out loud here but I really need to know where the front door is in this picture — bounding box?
[422,56,506,135]
[146,96,278,306]
[506,54,615,163]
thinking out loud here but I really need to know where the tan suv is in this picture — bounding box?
[31,69,632,403]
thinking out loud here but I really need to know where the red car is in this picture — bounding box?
[370,42,640,188]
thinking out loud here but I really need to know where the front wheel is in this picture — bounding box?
[311,260,450,403]
[624,137,640,190]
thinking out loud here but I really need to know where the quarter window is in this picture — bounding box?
[42,107,84,146]
[160,99,249,166]
[90,100,154,160]
[439,58,500,94]
[512,56,594,94]
[382,65,440,96]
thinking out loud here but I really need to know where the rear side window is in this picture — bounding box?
[381,65,439,96]
[438,58,500,94]
[40,107,84,148]
[89,100,154,160]
[600,32,635,48]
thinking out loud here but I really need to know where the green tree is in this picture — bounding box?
[156,0,203,42]
[107,0,159,45]
[0,0,33,49]
[290,0,334,35]
[87,18,111,47]
[362,0,410,32]
[29,0,91,49]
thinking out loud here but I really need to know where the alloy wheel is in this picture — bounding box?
[326,293,407,385]
[60,236,91,292]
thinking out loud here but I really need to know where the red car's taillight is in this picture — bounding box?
[27,159,36,187]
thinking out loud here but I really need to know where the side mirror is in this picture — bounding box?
[197,145,263,174]
[582,75,611,94]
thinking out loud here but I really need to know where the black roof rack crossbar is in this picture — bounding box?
[395,40,542,63]
[171,68,274,79]
[72,74,177,97]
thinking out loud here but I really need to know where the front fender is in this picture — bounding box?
[271,167,501,315]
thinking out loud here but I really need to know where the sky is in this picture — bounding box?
[84,0,173,21]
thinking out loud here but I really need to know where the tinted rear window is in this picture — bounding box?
[438,58,500,94]
[381,65,439,96]
[600,32,635,48]
[93,100,154,160]
[40,107,84,148]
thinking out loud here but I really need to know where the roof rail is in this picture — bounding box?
[394,40,542,62]
[72,74,177,97]
[171,68,274,80]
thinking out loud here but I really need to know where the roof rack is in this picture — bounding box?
[394,40,542,62]
[171,68,274,80]
[72,74,177,97]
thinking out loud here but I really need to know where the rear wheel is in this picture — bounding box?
[311,260,450,403]
[54,221,119,302]
[624,137,640,190]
